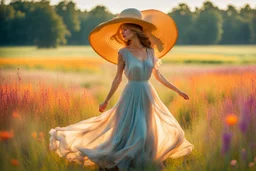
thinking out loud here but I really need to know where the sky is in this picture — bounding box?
[5,0,256,13]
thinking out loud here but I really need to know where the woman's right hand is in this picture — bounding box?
[178,91,189,100]
[99,101,109,112]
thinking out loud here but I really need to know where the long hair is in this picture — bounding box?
[111,23,152,49]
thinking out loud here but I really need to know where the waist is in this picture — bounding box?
[128,80,149,83]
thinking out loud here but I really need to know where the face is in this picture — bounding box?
[120,25,135,41]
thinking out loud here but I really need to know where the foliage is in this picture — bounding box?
[0,0,256,47]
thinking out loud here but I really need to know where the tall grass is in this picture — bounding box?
[0,65,255,171]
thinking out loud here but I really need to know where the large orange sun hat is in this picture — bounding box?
[89,8,178,64]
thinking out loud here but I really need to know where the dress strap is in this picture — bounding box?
[147,48,154,64]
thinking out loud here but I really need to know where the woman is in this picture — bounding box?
[49,8,194,171]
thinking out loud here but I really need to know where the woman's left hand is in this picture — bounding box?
[178,91,189,100]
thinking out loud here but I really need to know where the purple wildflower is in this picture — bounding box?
[222,132,232,154]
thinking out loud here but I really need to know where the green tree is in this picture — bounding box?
[220,5,251,44]
[249,17,256,43]
[240,4,255,44]
[1,0,255,46]
[55,0,80,44]
[0,4,15,45]
[74,6,114,45]
[240,4,254,19]
[9,1,36,45]
[168,3,194,44]
[28,1,70,48]
[192,1,223,44]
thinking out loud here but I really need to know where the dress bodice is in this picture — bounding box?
[118,47,155,81]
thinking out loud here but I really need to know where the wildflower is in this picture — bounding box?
[239,118,248,133]
[241,148,247,160]
[225,113,238,126]
[10,159,19,166]
[31,131,37,139]
[239,95,256,133]
[12,110,21,119]
[0,130,14,141]
[249,162,254,167]
[39,131,44,138]
[230,160,237,166]
[222,132,232,154]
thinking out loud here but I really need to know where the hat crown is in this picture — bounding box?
[119,8,143,19]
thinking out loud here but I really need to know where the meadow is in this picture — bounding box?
[0,45,256,171]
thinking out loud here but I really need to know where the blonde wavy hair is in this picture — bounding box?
[111,23,152,49]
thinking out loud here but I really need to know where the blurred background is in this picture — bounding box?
[0,0,256,47]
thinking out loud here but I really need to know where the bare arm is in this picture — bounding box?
[152,69,182,94]
[103,52,125,103]
[149,48,189,100]
[152,69,189,100]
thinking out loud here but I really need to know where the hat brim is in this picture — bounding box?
[89,9,178,65]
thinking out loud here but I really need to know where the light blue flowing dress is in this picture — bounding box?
[49,47,194,170]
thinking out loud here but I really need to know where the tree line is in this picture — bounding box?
[0,0,255,48]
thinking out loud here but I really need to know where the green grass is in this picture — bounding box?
[0,46,98,58]
[0,46,256,72]
[0,45,256,58]
[0,45,256,67]
[170,45,256,56]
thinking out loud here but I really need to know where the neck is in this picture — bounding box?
[129,36,144,50]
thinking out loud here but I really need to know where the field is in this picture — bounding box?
[0,45,256,72]
[0,45,256,171]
